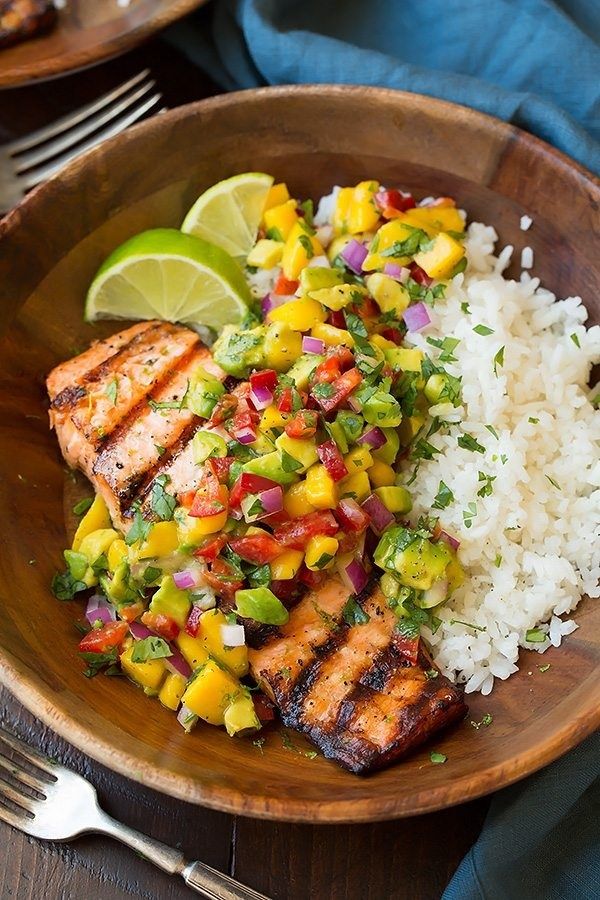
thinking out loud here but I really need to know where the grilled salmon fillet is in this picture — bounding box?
[0,0,56,49]
[47,321,224,531]
[248,578,467,773]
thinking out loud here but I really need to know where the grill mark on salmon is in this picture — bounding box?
[248,580,466,773]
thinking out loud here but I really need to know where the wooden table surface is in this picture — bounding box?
[0,36,489,900]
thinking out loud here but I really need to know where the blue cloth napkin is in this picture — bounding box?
[167,0,600,174]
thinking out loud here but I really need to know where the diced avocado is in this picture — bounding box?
[326,420,348,454]
[101,560,138,606]
[424,374,447,404]
[384,347,424,373]
[212,324,266,378]
[242,452,299,485]
[252,432,276,456]
[372,427,399,465]
[275,433,318,472]
[192,431,228,463]
[186,367,225,418]
[336,410,364,444]
[235,587,289,625]
[300,266,343,294]
[365,273,410,316]
[374,486,412,514]
[374,526,451,591]
[149,575,191,629]
[78,528,119,566]
[223,690,261,737]
[362,391,402,428]
[63,549,96,588]
[285,353,323,390]
[309,283,367,311]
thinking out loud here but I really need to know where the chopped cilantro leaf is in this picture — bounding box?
[298,234,314,258]
[477,471,496,498]
[51,571,87,600]
[457,433,485,454]
[461,301,471,314]
[450,617,486,632]
[125,507,152,546]
[570,333,581,348]
[265,226,284,242]
[105,377,118,405]
[342,596,370,626]
[150,474,177,521]
[461,502,477,529]
[432,480,454,510]
[131,636,173,663]
[473,324,494,336]
[73,497,93,516]
[493,345,505,376]
[280,449,303,473]
[80,648,119,678]
[430,751,447,764]
[484,424,499,440]
[525,628,547,643]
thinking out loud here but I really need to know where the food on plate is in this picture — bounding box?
[47,174,600,771]
[0,0,56,48]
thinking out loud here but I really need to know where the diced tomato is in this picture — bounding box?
[141,611,180,641]
[259,509,292,528]
[209,393,238,426]
[250,369,278,392]
[228,533,282,564]
[335,497,370,532]
[193,535,227,561]
[228,404,258,441]
[253,693,277,722]
[409,262,433,287]
[274,510,339,550]
[118,601,145,623]
[284,409,318,439]
[336,531,363,554]
[375,189,415,214]
[317,440,348,482]
[313,355,341,384]
[270,579,300,603]
[179,489,197,509]
[327,309,347,329]
[185,605,203,637]
[203,559,244,601]
[229,472,279,509]
[393,633,420,666]
[277,387,293,413]
[206,456,234,483]
[312,367,362,413]
[380,327,404,345]
[78,620,129,654]
[189,467,228,518]
[298,564,326,589]
[351,296,379,320]
[273,273,299,296]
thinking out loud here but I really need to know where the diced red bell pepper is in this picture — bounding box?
[375,189,416,214]
[79,620,129,654]
[229,472,279,509]
[253,693,277,722]
[327,309,347,329]
[312,367,362,413]
[203,559,244,601]
[193,534,227,561]
[317,440,348,482]
[179,489,197,509]
[228,533,283,564]
[141,611,180,641]
[118,601,145,623]
[409,262,433,287]
[185,605,203,637]
[393,633,420,666]
[273,510,339,550]
[350,296,379,320]
[298,564,326,590]
[259,509,291,528]
[228,404,259,441]
[335,497,370,532]
[250,369,278,392]
[206,456,234,483]
[273,273,299,296]
[189,467,227,518]
[209,393,238,426]
[380,327,404,345]
[284,409,318,439]
[277,386,293,413]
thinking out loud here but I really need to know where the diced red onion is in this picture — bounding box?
[342,558,369,594]
[383,263,410,283]
[439,530,461,551]
[249,384,273,410]
[302,335,325,355]
[221,622,246,647]
[177,704,198,733]
[348,395,363,413]
[421,579,449,608]
[261,293,282,317]
[340,239,368,274]
[241,486,283,522]
[165,647,192,679]
[403,301,431,332]
[185,605,203,636]
[306,255,330,269]
[234,425,256,445]
[173,568,204,591]
[357,426,386,449]
[229,505,243,520]
[128,621,153,640]
[361,493,394,534]
[85,595,116,626]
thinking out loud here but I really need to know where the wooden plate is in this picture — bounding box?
[0,0,208,88]
[0,86,598,823]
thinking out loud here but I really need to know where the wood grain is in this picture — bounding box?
[0,85,598,824]
[0,0,208,88]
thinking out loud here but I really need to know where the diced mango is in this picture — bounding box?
[260,404,291,432]
[299,267,342,295]
[263,199,298,241]
[344,446,373,474]
[263,322,303,372]
[150,575,191,629]
[120,645,166,694]
[177,505,228,542]
[181,659,240,726]
[281,222,325,280]
[305,463,338,509]
[365,273,410,316]
[72,494,111,551]
[138,520,180,559]
[339,470,371,502]
[370,333,397,351]
[368,459,396,488]
[198,608,249,677]
[283,481,317,518]
[270,548,304,580]
[397,411,426,446]
[263,182,290,212]
[176,631,210,670]
[362,219,415,271]
[275,433,318,472]
[107,538,128,573]
[333,187,354,234]
[305,535,339,571]
[311,321,354,348]
[78,528,119,566]
[223,691,261,737]
[159,672,187,711]
[327,234,353,262]
[402,206,465,235]
[384,347,424,372]
[309,283,367,311]
[413,233,465,279]
[269,297,327,332]
[247,239,284,269]
[347,181,380,234]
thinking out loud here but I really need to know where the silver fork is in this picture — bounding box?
[0,725,270,900]
[0,69,163,212]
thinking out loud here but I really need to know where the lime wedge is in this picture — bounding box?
[85,228,251,330]
[181,172,274,259]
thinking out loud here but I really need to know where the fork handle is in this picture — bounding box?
[95,810,270,899]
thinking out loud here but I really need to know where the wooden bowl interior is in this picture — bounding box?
[0,87,598,822]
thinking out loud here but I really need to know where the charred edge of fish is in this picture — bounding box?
[50,384,87,411]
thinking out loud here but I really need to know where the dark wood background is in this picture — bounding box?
[0,38,489,900]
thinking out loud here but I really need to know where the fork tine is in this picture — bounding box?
[0,726,59,778]
[0,799,29,830]
[14,80,157,172]
[0,775,37,814]
[21,93,163,189]
[5,70,152,155]
[0,752,51,792]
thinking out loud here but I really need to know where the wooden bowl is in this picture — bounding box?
[0,86,598,823]
[0,0,208,88]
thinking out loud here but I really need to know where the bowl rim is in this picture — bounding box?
[1,84,599,823]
